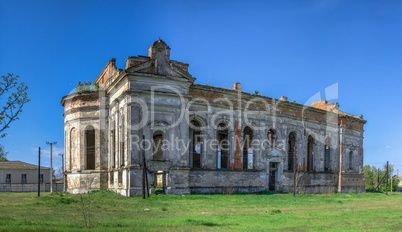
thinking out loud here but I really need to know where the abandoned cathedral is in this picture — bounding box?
[61,39,366,196]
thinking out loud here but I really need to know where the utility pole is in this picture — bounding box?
[377,168,380,188]
[46,141,57,193]
[386,161,389,196]
[59,154,64,175]
[141,135,149,199]
[141,135,146,199]
[38,147,41,197]
[390,163,393,193]
[293,146,297,196]
[338,126,343,193]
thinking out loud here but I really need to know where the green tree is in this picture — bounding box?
[364,164,400,192]
[0,74,30,137]
[0,144,8,161]
[364,165,377,191]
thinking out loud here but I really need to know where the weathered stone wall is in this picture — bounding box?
[62,40,366,196]
[66,171,107,194]
[340,173,365,193]
[189,170,267,193]
[282,172,337,193]
[170,168,190,194]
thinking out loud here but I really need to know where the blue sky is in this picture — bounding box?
[0,0,401,174]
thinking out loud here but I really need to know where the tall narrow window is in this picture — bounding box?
[111,127,116,168]
[268,129,276,148]
[109,119,114,168]
[118,170,123,184]
[120,114,125,166]
[307,135,314,171]
[116,114,120,166]
[69,128,76,171]
[190,120,201,168]
[112,119,117,168]
[21,174,27,184]
[349,151,353,170]
[64,130,67,170]
[85,126,95,170]
[40,174,44,184]
[324,138,331,171]
[288,132,296,171]
[243,126,253,170]
[110,172,114,185]
[217,123,229,169]
[6,174,11,184]
[153,131,164,160]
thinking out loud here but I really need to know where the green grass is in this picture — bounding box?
[0,191,401,231]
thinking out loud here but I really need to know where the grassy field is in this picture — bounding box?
[0,191,401,231]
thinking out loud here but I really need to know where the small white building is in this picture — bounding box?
[0,161,51,192]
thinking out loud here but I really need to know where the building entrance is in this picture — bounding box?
[269,162,278,191]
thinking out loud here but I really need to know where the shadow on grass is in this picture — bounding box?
[186,219,221,227]
[189,190,282,196]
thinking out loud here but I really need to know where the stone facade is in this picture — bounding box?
[61,40,366,196]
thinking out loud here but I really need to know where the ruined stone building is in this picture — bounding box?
[61,40,366,196]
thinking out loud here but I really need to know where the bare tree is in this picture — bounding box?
[54,166,64,179]
[79,176,96,228]
[69,175,98,228]
[0,73,30,138]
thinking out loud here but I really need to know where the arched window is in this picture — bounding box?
[189,120,201,168]
[324,138,331,171]
[288,132,296,171]
[153,131,164,160]
[243,126,253,170]
[349,151,353,170]
[217,123,229,169]
[307,135,314,172]
[268,129,276,148]
[85,126,95,170]
[110,120,116,168]
[69,128,76,171]
[64,130,67,172]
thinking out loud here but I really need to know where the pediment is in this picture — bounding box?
[126,59,195,82]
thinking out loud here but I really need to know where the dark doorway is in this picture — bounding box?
[85,126,95,170]
[269,162,278,191]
